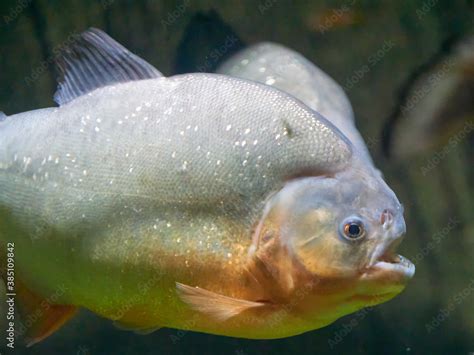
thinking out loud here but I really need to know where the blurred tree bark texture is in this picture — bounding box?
[0,0,473,354]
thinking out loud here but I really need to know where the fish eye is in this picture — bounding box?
[340,217,366,241]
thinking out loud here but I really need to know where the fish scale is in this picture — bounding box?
[0,75,351,221]
[0,72,353,334]
[0,28,413,344]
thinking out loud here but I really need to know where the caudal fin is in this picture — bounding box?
[15,279,78,347]
[0,249,78,347]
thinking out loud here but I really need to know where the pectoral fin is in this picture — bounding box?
[176,282,265,321]
[15,280,78,347]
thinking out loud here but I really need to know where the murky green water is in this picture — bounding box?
[0,0,473,354]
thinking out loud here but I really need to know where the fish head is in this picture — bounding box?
[254,159,414,308]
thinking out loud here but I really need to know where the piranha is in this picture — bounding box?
[216,41,373,162]
[0,28,414,346]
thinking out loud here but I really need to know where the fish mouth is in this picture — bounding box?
[362,238,415,283]
[370,253,415,281]
[352,248,414,305]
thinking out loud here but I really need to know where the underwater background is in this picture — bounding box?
[0,0,473,354]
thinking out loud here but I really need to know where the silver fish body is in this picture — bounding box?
[0,73,352,315]
[0,74,351,219]
[217,42,372,161]
[0,29,413,342]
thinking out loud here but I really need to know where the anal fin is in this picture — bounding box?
[15,280,78,347]
[176,282,266,321]
[113,321,161,335]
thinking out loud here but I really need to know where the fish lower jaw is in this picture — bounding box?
[368,254,416,280]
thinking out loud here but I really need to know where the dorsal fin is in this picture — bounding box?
[54,28,163,106]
